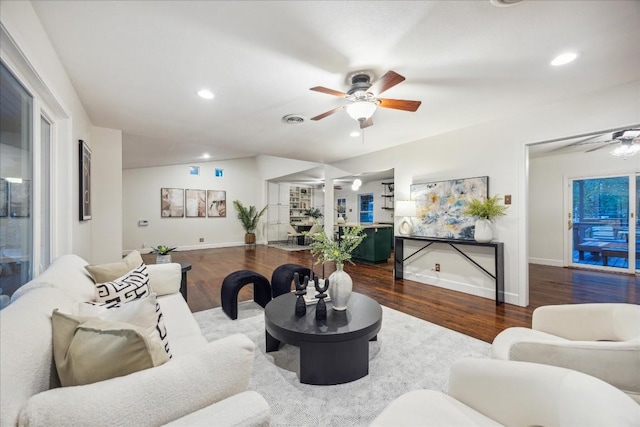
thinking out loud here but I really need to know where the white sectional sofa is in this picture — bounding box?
[0,254,271,427]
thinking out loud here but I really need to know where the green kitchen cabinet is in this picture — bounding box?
[351,225,393,264]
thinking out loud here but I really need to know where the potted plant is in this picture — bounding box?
[463,195,508,242]
[151,245,177,264]
[304,207,323,224]
[232,200,268,244]
[307,223,366,311]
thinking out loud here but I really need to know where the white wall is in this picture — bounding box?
[122,158,262,252]
[91,127,123,263]
[334,179,395,224]
[529,150,638,267]
[327,81,640,306]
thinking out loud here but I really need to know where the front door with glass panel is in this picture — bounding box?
[569,175,637,272]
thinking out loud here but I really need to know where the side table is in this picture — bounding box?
[179,262,191,301]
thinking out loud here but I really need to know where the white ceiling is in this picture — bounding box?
[31,0,640,170]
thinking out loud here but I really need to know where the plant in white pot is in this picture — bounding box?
[463,195,508,243]
[151,245,176,264]
[304,208,323,224]
[232,200,267,244]
[307,223,366,311]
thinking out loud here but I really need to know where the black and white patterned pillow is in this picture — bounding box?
[86,274,172,359]
[94,264,150,308]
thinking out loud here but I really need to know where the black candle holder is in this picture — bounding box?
[314,276,329,321]
[293,272,308,317]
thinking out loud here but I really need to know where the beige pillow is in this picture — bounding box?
[80,292,172,358]
[84,250,144,283]
[52,296,169,387]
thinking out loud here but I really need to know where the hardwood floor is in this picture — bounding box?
[144,245,639,343]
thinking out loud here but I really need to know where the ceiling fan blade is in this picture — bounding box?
[378,98,422,112]
[585,141,618,153]
[310,86,348,98]
[566,135,610,147]
[360,117,374,129]
[310,106,344,121]
[369,71,405,96]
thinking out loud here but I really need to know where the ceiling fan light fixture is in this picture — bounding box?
[551,52,578,66]
[346,101,377,121]
[197,89,214,99]
[610,142,640,158]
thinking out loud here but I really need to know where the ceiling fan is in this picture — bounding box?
[309,70,422,129]
[582,129,640,157]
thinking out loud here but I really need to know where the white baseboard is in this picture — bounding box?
[123,242,266,256]
[403,271,520,305]
[529,257,564,267]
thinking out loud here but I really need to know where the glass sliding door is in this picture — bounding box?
[570,175,635,271]
[0,62,34,297]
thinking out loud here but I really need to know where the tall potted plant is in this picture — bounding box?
[308,223,366,310]
[232,200,267,244]
[463,195,508,242]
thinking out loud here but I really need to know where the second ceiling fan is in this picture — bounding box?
[310,70,421,129]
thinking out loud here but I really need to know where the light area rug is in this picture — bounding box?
[194,301,490,427]
[268,242,311,252]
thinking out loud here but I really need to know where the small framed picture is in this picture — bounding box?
[189,166,200,176]
[207,190,226,217]
[215,168,224,178]
[0,178,7,217]
[185,189,206,217]
[9,180,30,218]
[161,188,185,217]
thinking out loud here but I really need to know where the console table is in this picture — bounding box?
[394,236,504,305]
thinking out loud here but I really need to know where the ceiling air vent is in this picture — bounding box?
[281,114,306,124]
[490,0,524,7]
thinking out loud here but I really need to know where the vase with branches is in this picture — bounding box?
[307,223,366,310]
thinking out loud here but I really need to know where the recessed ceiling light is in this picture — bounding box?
[197,89,214,100]
[350,131,360,137]
[551,52,578,66]
[202,153,211,159]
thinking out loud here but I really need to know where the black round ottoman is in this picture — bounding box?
[270,264,312,298]
[221,270,272,320]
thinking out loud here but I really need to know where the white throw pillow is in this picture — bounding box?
[93,264,150,307]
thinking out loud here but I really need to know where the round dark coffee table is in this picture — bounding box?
[264,292,382,385]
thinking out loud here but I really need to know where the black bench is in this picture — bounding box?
[221,270,272,320]
[270,264,311,298]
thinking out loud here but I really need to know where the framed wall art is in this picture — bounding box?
[161,188,185,217]
[185,189,206,217]
[0,178,7,217]
[206,190,226,217]
[79,139,92,221]
[9,180,30,218]
[410,176,488,239]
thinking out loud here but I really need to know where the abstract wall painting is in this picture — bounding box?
[79,140,92,221]
[185,189,206,217]
[207,190,226,217]
[161,188,184,217]
[410,176,488,239]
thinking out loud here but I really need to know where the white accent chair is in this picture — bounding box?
[304,223,321,245]
[286,224,304,246]
[371,358,640,426]
[492,303,640,403]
